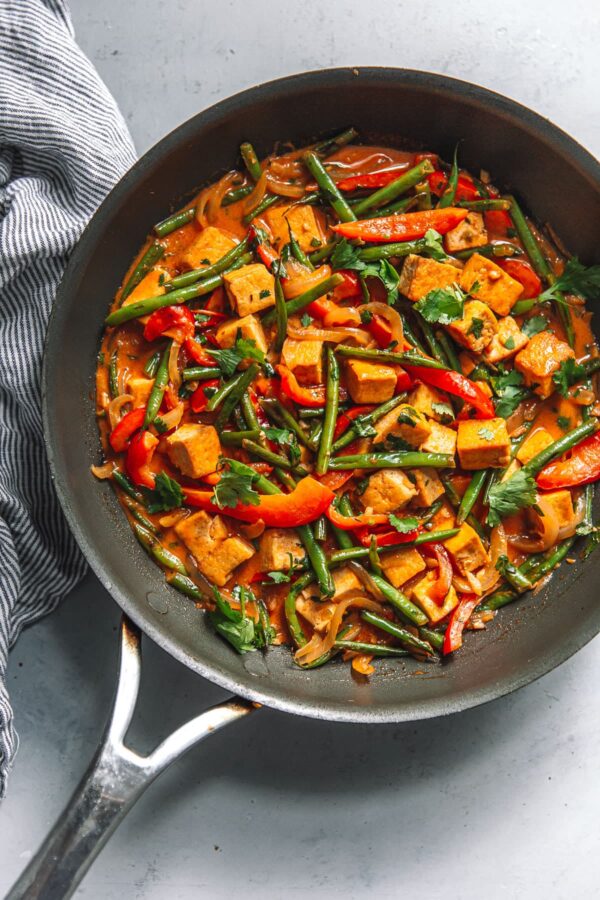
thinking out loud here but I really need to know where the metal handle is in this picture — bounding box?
[7,616,255,900]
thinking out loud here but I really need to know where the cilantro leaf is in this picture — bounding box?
[235,337,265,363]
[267,571,291,584]
[423,228,449,261]
[144,472,184,514]
[486,470,537,526]
[521,315,547,338]
[331,238,364,271]
[330,239,399,303]
[540,258,600,303]
[360,308,373,325]
[431,400,455,423]
[491,368,529,419]
[212,467,260,509]
[467,317,484,340]
[351,419,377,438]
[389,514,419,534]
[264,426,301,464]
[300,312,313,327]
[552,357,586,397]
[208,586,273,654]
[477,426,494,441]
[414,285,464,324]
[367,259,400,304]
[207,346,242,377]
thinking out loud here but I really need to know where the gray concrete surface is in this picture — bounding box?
[2,1,600,897]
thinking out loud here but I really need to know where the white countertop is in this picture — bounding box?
[2,1,599,896]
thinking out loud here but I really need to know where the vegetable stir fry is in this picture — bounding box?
[94,130,600,676]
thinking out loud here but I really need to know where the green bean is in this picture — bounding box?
[133,523,187,575]
[582,358,600,377]
[124,499,157,533]
[260,398,312,448]
[368,536,383,576]
[482,469,499,507]
[315,348,339,475]
[297,407,324,419]
[334,641,409,657]
[352,160,435,216]
[243,193,279,225]
[435,330,461,373]
[241,438,304,472]
[335,344,445,369]
[308,240,337,265]
[220,429,261,446]
[457,469,488,524]
[167,238,249,290]
[120,240,165,304]
[105,254,253,326]
[314,516,328,543]
[454,241,522,261]
[273,276,287,354]
[182,366,220,383]
[241,390,261,431]
[240,142,262,181]
[168,572,204,601]
[329,495,356,551]
[457,199,512,211]
[143,342,171,428]
[329,451,454,470]
[419,318,449,366]
[361,611,435,655]
[438,147,459,208]
[326,529,461,570]
[414,528,460,545]
[262,273,343,325]
[154,207,195,238]
[112,468,144,502]
[332,394,407,452]
[205,371,244,412]
[144,350,161,378]
[478,589,516,612]
[313,127,358,157]
[419,626,444,652]
[221,183,254,206]
[108,350,120,398]
[526,537,576,581]
[302,151,356,223]
[371,194,421,218]
[284,574,312,647]
[441,474,487,542]
[214,364,259,430]
[522,420,596,477]
[287,222,314,270]
[400,311,428,355]
[416,183,432,211]
[358,238,428,262]
[369,573,428,626]
[498,556,533,593]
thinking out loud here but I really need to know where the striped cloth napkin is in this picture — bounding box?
[0,0,136,796]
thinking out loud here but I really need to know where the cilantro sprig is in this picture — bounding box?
[144,472,184,513]
[486,469,537,526]
[330,239,400,304]
[209,585,274,654]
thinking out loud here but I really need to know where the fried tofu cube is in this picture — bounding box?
[381,546,426,588]
[527,489,575,536]
[281,338,324,385]
[127,376,154,408]
[265,204,323,254]
[122,267,168,324]
[345,360,396,404]
[398,254,459,302]
[410,468,446,507]
[258,528,305,571]
[411,574,459,624]
[456,418,510,469]
[166,424,221,480]
[223,263,275,317]
[175,510,255,587]
[360,469,417,514]
[181,226,237,270]
[373,404,432,448]
[515,427,554,465]
[421,421,457,459]
[407,383,452,422]
[444,212,487,253]
[446,299,497,353]
[332,566,363,598]
[443,523,489,575]
[514,331,575,399]
[296,596,336,632]
[484,315,529,363]
[215,314,268,355]
[459,252,523,316]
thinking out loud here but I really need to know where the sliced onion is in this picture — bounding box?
[283,264,332,299]
[508,495,559,553]
[157,401,184,433]
[351,655,375,676]
[240,521,266,539]
[243,170,268,217]
[168,341,182,392]
[108,393,134,430]
[90,462,115,480]
[195,170,239,227]
[557,490,585,540]
[568,387,595,406]
[475,524,507,593]
[322,305,361,327]
[265,172,306,198]
[294,593,382,665]
[360,302,404,346]
[287,317,371,346]
[346,561,387,601]
[159,509,188,528]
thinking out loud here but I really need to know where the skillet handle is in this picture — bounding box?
[7,616,256,900]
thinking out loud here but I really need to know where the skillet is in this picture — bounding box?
[8,68,600,898]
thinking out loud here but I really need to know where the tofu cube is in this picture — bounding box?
[410,468,446,507]
[411,574,459,624]
[360,469,417,514]
[443,523,489,575]
[166,424,221,480]
[407,383,453,422]
[122,267,168,324]
[381,546,426,588]
[258,528,305,571]
[398,254,459,302]
[446,299,497,353]
[527,489,575,536]
[514,331,575,399]
[223,263,275,317]
[515,427,554,465]
[345,360,396,404]
[215,314,268,355]
[265,204,323,254]
[281,338,324,385]
[296,596,336,632]
[500,458,521,482]
[175,510,255,587]
[127,376,154,408]
[373,404,431,448]
[444,212,487,253]
[459,253,523,316]
[456,418,510,469]
[484,315,529,363]
[421,421,457,459]
[181,226,237,270]
[304,566,364,602]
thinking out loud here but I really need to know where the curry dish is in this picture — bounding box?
[94,129,600,675]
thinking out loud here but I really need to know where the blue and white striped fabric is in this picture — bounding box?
[0,0,136,796]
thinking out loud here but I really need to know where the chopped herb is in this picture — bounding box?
[259,288,271,299]
[310,237,322,248]
[235,337,265,363]
[300,312,314,327]
[522,315,547,338]
[557,415,571,431]
[209,586,274,654]
[506,227,517,238]
[414,285,465,324]
[212,467,260,509]
[431,401,455,423]
[98,351,105,365]
[423,228,449,261]
[467,317,484,340]
[153,417,169,434]
[477,426,494,441]
[360,309,373,325]
[330,238,399,304]
[267,571,291,584]
[207,346,242,377]
[397,409,417,427]
[356,477,369,495]
[144,472,184,514]
[539,258,600,304]
[552,358,586,397]
[503,335,516,350]
[264,426,301,464]
[487,469,537,526]
[351,419,377,439]
[389,514,419,534]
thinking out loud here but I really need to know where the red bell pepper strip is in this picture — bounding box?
[249,225,282,274]
[325,503,389,531]
[277,365,326,408]
[183,476,335,527]
[367,314,393,348]
[336,170,403,192]
[428,171,479,201]
[109,407,147,453]
[331,208,469,244]
[357,526,421,548]
[395,368,414,393]
[536,430,600,490]
[125,430,158,488]
[403,364,495,419]
[443,593,479,655]
[190,378,220,413]
[498,259,542,300]
[194,307,227,327]
[317,470,355,492]
[143,305,195,342]
[333,405,374,441]
[183,337,218,366]
[332,270,362,300]
[484,209,512,236]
